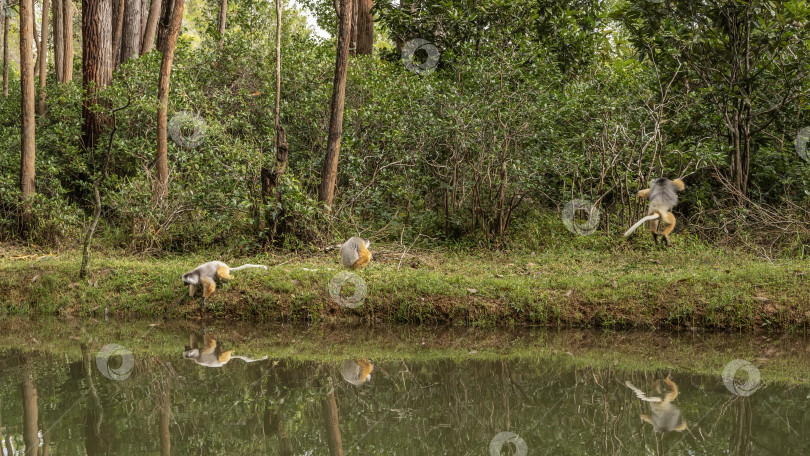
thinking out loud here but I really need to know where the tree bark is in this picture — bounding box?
[62,0,74,82]
[52,0,63,82]
[140,0,160,53]
[37,0,50,114]
[111,0,124,65]
[21,356,40,456]
[318,0,353,214]
[82,0,113,153]
[355,0,373,55]
[120,0,142,61]
[2,2,8,95]
[153,0,184,202]
[217,0,226,41]
[21,0,37,200]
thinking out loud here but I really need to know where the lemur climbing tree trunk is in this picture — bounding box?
[140,0,160,53]
[318,0,353,214]
[20,0,37,210]
[153,0,184,203]
[37,0,50,115]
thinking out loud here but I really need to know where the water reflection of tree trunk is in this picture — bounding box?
[159,381,171,456]
[263,409,293,455]
[730,398,753,456]
[21,355,40,456]
[321,377,344,456]
[4,436,13,456]
[82,344,109,455]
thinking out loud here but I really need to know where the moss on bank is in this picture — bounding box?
[1,242,809,330]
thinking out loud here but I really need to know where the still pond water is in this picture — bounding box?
[0,320,808,455]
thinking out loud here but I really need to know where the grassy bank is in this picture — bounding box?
[1,239,809,330]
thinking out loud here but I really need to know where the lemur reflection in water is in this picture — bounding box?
[625,375,687,433]
[183,331,268,367]
[340,359,374,385]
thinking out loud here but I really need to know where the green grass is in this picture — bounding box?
[1,240,809,330]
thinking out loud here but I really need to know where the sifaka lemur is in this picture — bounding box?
[183,332,268,368]
[624,178,686,246]
[182,261,267,307]
[625,375,687,433]
[339,237,374,270]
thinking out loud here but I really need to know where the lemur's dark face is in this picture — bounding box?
[182,273,196,285]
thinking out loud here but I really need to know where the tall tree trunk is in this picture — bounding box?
[140,0,160,53]
[318,0,353,214]
[82,0,113,153]
[52,0,64,82]
[355,0,373,55]
[21,0,37,202]
[20,356,40,456]
[37,0,50,114]
[120,0,142,61]
[153,0,184,202]
[139,0,147,40]
[111,0,124,66]
[62,0,74,82]
[2,1,8,95]
[217,0,226,41]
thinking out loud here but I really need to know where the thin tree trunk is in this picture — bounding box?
[21,0,37,202]
[320,377,344,456]
[153,0,184,202]
[111,0,124,66]
[33,15,40,79]
[63,0,74,82]
[21,356,40,456]
[139,0,147,41]
[318,0,353,214]
[355,0,373,55]
[120,0,142,61]
[349,0,357,56]
[2,3,8,95]
[81,0,113,152]
[140,0,160,53]
[217,0,226,41]
[52,0,63,82]
[37,0,50,114]
[274,0,281,136]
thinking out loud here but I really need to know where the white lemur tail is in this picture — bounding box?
[623,214,660,237]
[229,264,269,271]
